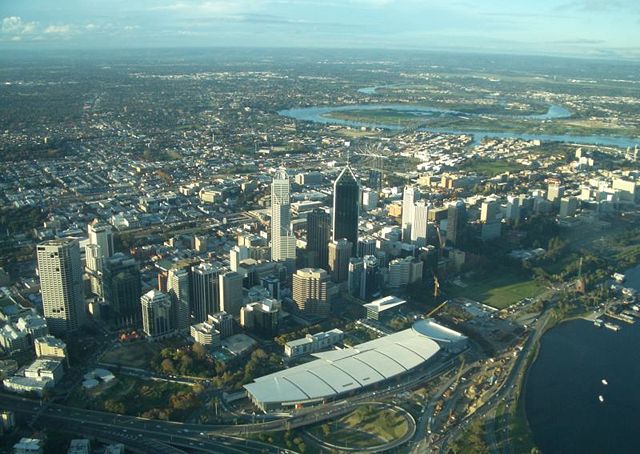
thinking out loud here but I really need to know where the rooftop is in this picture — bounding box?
[364,295,407,313]
[245,320,440,408]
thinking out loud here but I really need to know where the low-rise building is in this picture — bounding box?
[208,311,234,339]
[67,439,91,454]
[364,296,407,321]
[13,438,44,454]
[3,357,64,396]
[190,321,221,348]
[34,336,67,363]
[0,324,29,353]
[284,329,344,359]
[24,358,64,385]
[240,298,280,337]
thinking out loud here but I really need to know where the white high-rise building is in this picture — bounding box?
[191,263,220,323]
[506,196,521,223]
[219,271,244,317]
[141,289,173,340]
[411,200,430,247]
[84,243,103,296]
[230,245,249,272]
[292,268,330,318]
[86,220,114,298]
[87,220,114,259]
[37,239,85,336]
[167,268,190,333]
[401,186,420,242]
[270,169,296,262]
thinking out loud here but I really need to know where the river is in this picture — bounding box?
[525,265,640,453]
[278,89,638,148]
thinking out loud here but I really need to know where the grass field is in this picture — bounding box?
[459,158,525,177]
[447,273,544,309]
[100,342,162,368]
[100,338,187,369]
[309,404,410,448]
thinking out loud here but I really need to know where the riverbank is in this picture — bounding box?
[522,263,640,453]
[278,103,639,148]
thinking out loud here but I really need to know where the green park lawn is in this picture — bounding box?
[100,342,162,369]
[310,404,410,448]
[459,158,525,177]
[447,273,544,309]
[100,338,186,369]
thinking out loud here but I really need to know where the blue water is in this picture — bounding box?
[278,101,638,148]
[525,265,640,453]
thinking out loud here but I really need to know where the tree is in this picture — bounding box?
[192,342,207,361]
[179,354,194,375]
[104,399,126,414]
[161,358,176,375]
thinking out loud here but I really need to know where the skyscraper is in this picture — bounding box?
[402,186,420,242]
[306,208,331,270]
[547,179,564,203]
[447,200,467,248]
[360,255,381,301]
[191,263,220,323]
[37,239,85,336]
[357,236,377,258]
[141,289,173,340]
[85,243,103,296]
[348,257,364,298]
[328,239,352,283]
[411,200,430,247]
[87,220,115,259]
[230,245,249,272]
[102,253,141,327]
[219,271,244,318]
[480,199,500,223]
[292,268,330,318]
[332,165,360,256]
[167,268,190,333]
[271,169,296,262]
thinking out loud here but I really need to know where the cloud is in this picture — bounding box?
[1,16,38,35]
[153,1,262,15]
[557,0,640,13]
[44,25,72,35]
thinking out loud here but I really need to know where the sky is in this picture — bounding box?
[1,0,640,59]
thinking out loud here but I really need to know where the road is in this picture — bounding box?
[1,353,462,452]
[432,305,555,453]
[1,394,292,454]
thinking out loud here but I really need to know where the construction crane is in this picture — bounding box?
[427,299,448,318]
[434,223,446,249]
[425,272,447,318]
[576,257,586,294]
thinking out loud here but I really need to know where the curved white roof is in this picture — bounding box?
[412,318,467,344]
[245,322,440,407]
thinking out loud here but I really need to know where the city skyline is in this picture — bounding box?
[1,13,639,452]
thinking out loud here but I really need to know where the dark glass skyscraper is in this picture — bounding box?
[306,208,331,271]
[447,200,467,248]
[103,253,142,327]
[332,165,360,256]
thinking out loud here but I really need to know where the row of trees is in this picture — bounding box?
[149,344,283,392]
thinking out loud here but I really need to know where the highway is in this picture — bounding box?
[431,305,555,453]
[1,394,292,454]
[1,353,461,452]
